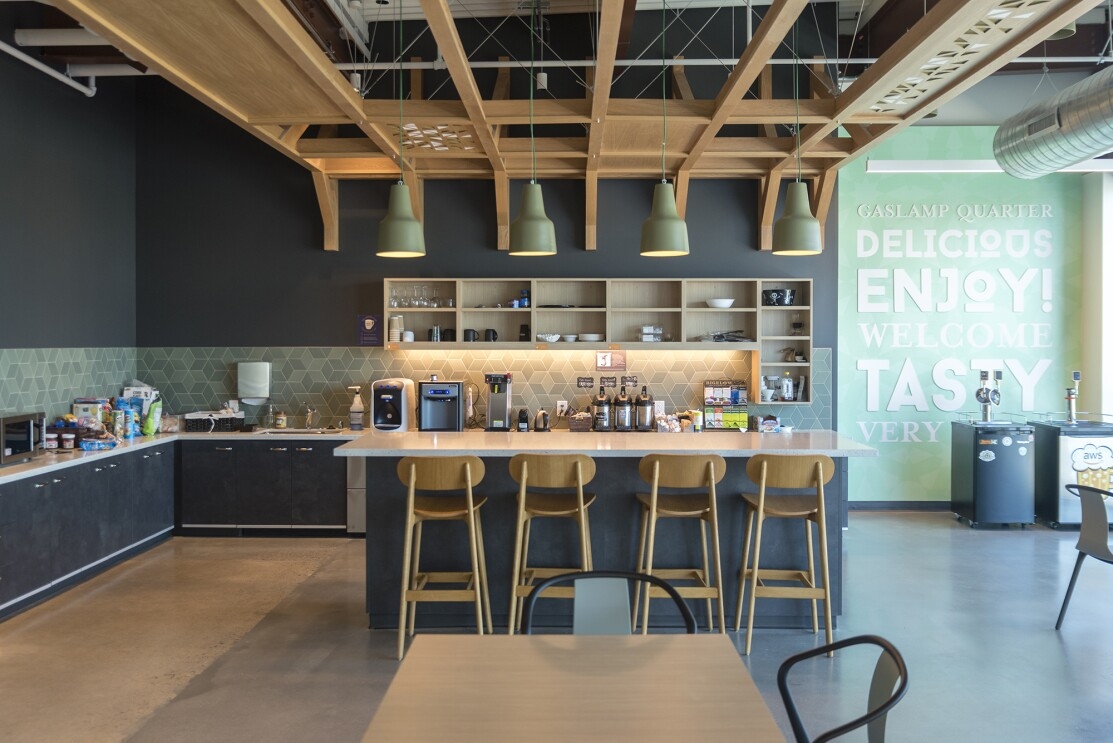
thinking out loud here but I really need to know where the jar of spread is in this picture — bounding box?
[44,432,59,449]
[275,411,287,429]
[61,432,76,449]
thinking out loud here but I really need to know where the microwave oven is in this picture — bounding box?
[1,412,45,466]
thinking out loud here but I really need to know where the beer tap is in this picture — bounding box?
[974,370,1002,423]
[1065,370,1081,425]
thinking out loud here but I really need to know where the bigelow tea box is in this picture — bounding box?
[705,406,748,430]
[703,380,747,405]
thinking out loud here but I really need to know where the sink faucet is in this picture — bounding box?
[304,404,318,429]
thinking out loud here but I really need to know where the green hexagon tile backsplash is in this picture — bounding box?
[0,346,829,430]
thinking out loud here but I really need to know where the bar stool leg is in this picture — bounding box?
[508,495,528,634]
[734,506,755,632]
[465,505,484,635]
[640,507,660,635]
[631,505,649,630]
[817,512,834,652]
[744,508,767,655]
[699,519,712,632]
[408,521,423,638]
[476,511,492,634]
[804,519,818,634]
[398,510,417,660]
[708,503,726,635]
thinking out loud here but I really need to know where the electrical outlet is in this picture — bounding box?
[555,400,568,418]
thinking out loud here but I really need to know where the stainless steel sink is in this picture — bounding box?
[254,428,345,435]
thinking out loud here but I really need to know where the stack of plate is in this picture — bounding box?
[579,333,604,342]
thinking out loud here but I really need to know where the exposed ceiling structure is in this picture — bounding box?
[8,0,1112,251]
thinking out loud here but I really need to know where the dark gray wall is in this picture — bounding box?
[0,14,136,349]
[134,82,837,348]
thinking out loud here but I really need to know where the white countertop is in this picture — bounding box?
[335,429,876,458]
[0,430,360,486]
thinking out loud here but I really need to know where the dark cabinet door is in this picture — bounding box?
[136,444,174,535]
[100,456,140,554]
[54,467,105,577]
[180,442,238,526]
[290,442,346,526]
[236,443,293,526]
[0,476,59,602]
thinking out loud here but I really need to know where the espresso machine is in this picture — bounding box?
[372,378,413,432]
[484,373,512,431]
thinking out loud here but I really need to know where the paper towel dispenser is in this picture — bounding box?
[237,362,271,405]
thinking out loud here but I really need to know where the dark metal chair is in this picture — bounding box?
[520,570,697,635]
[777,634,908,743]
[1056,484,1113,630]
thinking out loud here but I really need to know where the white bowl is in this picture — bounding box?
[537,333,560,342]
[579,333,604,342]
[706,298,735,308]
[561,334,578,342]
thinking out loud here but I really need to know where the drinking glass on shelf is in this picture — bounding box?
[420,285,430,307]
[389,287,400,308]
[430,287,441,308]
[399,287,411,308]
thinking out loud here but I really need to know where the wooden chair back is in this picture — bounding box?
[509,453,596,489]
[397,455,485,491]
[747,454,834,490]
[638,453,727,490]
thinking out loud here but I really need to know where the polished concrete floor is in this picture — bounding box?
[1,513,1111,742]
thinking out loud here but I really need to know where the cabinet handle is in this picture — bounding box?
[108,463,118,468]
[215,447,233,452]
[142,454,151,459]
[154,451,162,456]
[52,478,63,484]
[34,482,46,488]
[270,447,288,452]
[295,447,313,452]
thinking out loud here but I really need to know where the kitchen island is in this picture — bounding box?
[336,429,875,631]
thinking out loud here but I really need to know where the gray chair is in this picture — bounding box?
[777,634,908,743]
[520,570,697,635]
[1055,483,1113,630]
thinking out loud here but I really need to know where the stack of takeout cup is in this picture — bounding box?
[388,315,404,343]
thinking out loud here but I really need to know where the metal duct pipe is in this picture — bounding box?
[993,65,1113,179]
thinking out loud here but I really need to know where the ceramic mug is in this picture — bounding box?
[463,329,479,342]
[484,329,498,342]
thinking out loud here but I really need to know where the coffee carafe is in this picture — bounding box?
[592,386,612,431]
[635,386,655,431]
[614,386,633,431]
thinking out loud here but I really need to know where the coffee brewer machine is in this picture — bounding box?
[484,373,512,431]
[372,378,413,432]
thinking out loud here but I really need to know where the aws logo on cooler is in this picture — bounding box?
[1071,444,1113,493]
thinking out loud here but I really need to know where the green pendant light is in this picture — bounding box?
[640,0,688,257]
[772,25,822,256]
[376,2,425,258]
[509,3,556,256]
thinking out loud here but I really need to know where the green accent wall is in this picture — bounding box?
[838,126,1083,502]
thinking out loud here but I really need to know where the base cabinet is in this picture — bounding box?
[179,440,345,529]
[0,442,175,611]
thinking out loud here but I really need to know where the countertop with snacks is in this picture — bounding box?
[0,429,361,486]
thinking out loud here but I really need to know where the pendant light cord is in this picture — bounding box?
[660,1,667,184]
[530,3,537,184]
[397,2,404,186]
[792,23,801,184]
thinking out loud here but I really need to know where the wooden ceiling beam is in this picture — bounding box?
[491,57,511,141]
[672,57,694,101]
[418,0,504,174]
[232,0,397,160]
[679,0,810,174]
[312,172,339,252]
[584,0,623,250]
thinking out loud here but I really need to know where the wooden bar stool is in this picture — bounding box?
[507,453,597,634]
[734,453,834,656]
[396,455,492,659]
[633,453,727,634]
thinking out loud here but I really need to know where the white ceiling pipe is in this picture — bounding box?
[0,39,95,95]
[14,28,104,46]
[67,63,154,77]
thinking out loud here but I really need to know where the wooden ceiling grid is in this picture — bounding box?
[48,0,1108,251]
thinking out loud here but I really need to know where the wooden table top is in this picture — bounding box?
[363,634,785,742]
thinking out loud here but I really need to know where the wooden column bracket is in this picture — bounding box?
[674,170,690,220]
[312,172,339,252]
[410,56,424,100]
[757,170,784,252]
[811,171,837,244]
[672,56,693,100]
[495,171,509,251]
[585,172,598,251]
